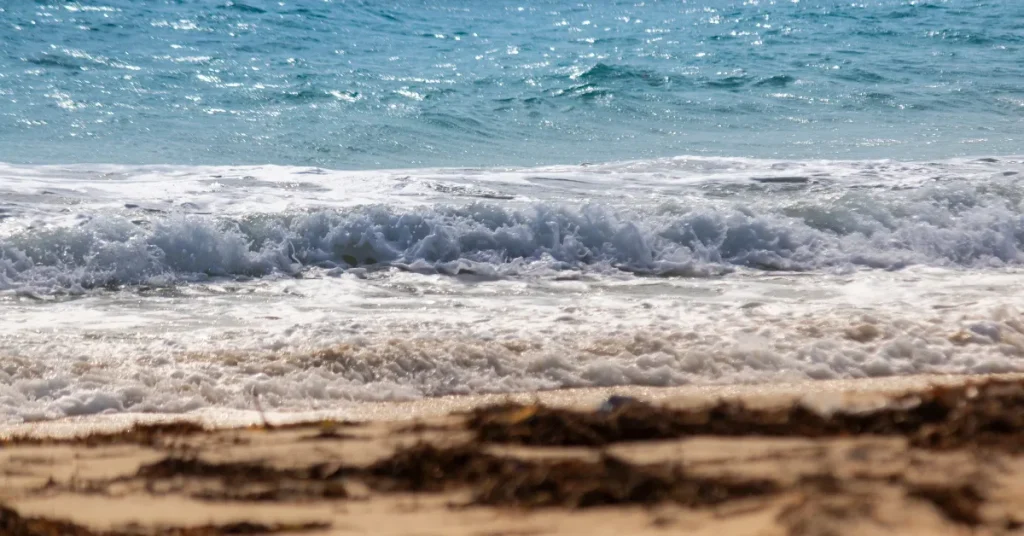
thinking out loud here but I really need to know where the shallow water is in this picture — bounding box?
[3,157,1024,422]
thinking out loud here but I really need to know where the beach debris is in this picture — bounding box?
[364,441,777,508]
[496,404,541,425]
[0,421,206,448]
[597,395,640,413]
[0,505,329,536]
[469,378,1024,450]
[909,483,985,526]
[471,453,777,509]
[137,456,350,501]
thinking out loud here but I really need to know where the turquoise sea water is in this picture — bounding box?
[1,0,1022,168]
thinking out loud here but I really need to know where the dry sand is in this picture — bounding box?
[1,374,1023,535]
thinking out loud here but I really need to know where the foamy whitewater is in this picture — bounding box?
[2,157,1024,422]
[3,0,1024,423]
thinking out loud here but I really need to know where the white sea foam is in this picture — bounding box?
[2,156,1024,293]
[1,268,1023,423]
[2,156,1024,422]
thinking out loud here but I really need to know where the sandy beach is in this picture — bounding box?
[2,374,1022,535]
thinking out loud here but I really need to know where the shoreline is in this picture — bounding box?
[5,373,1022,439]
[2,373,1022,534]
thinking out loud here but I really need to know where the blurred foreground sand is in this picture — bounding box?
[2,374,1023,535]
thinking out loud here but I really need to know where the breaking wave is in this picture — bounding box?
[3,178,1024,293]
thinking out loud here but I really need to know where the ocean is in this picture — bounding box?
[1,0,1023,423]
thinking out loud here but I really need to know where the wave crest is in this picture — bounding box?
[3,182,1024,293]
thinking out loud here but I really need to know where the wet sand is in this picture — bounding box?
[1,374,1023,535]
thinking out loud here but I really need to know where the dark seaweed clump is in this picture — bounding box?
[468,379,1024,449]
[0,504,327,536]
